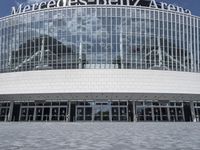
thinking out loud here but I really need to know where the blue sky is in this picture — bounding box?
[0,0,199,17]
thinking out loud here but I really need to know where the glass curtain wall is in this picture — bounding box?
[0,6,199,73]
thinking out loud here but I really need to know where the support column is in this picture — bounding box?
[167,104,171,122]
[8,101,14,122]
[92,103,94,122]
[109,101,112,122]
[152,106,155,121]
[33,107,36,121]
[68,101,71,122]
[190,101,196,122]
[41,108,44,121]
[133,101,136,122]
[19,105,22,122]
[182,106,185,122]
[58,107,60,121]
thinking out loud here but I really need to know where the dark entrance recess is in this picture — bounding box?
[183,102,192,122]
[12,103,20,121]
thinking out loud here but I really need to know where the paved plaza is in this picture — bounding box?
[0,122,199,150]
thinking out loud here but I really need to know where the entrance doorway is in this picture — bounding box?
[76,101,128,122]
[94,102,110,121]
[19,101,68,122]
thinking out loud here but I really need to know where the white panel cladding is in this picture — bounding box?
[0,69,200,95]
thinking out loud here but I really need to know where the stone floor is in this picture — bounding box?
[0,122,199,150]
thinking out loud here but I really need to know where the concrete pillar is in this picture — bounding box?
[33,107,36,121]
[68,101,71,122]
[167,104,171,121]
[152,106,155,121]
[8,101,14,121]
[133,101,136,122]
[109,101,112,122]
[190,101,196,122]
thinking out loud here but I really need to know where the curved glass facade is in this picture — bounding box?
[0,6,200,73]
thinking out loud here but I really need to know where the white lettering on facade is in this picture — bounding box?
[108,0,118,5]
[185,9,191,15]
[149,0,158,9]
[167,4,176,11]
[47,0,57,8]
[11,4,22,14]
[133,0,141,6]
[11,0,192,15]
[32,3,39,11]
[79,0,87,5]
[160,2,168,9]
[38,1,47,10]
[23,5,31,13]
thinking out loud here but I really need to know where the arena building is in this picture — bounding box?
[0,0,200,122]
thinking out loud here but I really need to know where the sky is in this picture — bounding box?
[0,0,200,17]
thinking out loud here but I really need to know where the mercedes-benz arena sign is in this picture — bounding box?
[12,0,191,15]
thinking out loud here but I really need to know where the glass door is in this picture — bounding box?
[85,107,92,121]
[102,104,110,121]
[76,107,84,121]
[94,102,111,121]
[161,107,168,121]
[94,105,101,121]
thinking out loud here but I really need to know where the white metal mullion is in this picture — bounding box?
[193,18,197,72]
[167,13,169,70]
[126,9,128,69]
[0,22,2,72]
[33,14,36,70]
[182,15,186,72]
[0,21,2,72]
[110,8,112,69]
[3,22,5,71]
[197,19,200,72]
[144,10,147,69]
[179,14,182,71]
[153,11,156,68]
[140,9,142,69]
[190,16,193,72]
[158,11,161,69]
[3,20,5,72]
[5,20,8,71]
[130,8,133,69]
[149,10,151,69]
[170,13,173,71]
[21,16,24,71]
[0,21,1,72]
[162,12,165,69]
[186,16,189,72]
[135,9,137,69]
[7,20,10,72]
[14,18,16,71]
[3,20,6,71]
[105,8,107,68]
[174,14,177,71]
